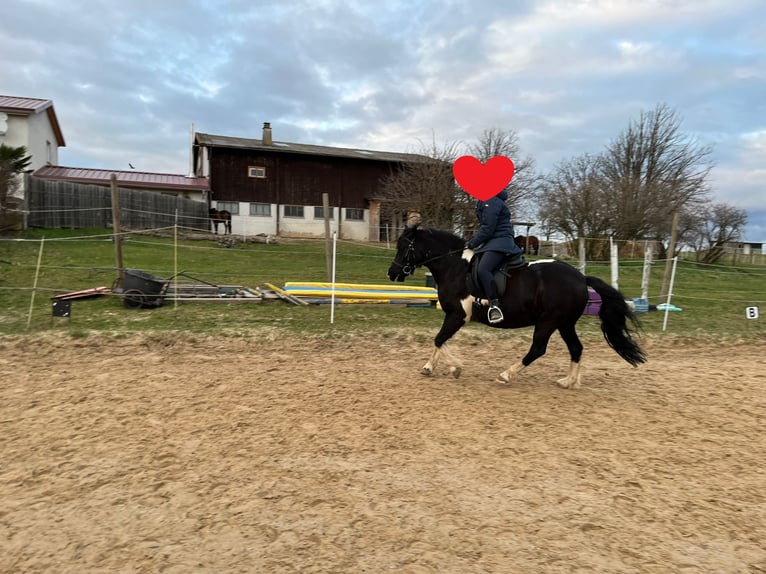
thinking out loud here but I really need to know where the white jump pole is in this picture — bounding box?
[610,237,619,290]
[330,231,337,324]
[662,256,678,332]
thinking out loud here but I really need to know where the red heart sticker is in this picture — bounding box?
[453,155,515,201]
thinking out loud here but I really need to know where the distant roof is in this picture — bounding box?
[33,165,209,192]
[0,95,65,147]
[195,132,428,164]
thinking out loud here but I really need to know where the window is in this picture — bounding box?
[314,206,334,219]
[216,202,239,215]
[345,208,364,221]
[248,166,266,178]
[250,203,271,217]
[284,205,304,218]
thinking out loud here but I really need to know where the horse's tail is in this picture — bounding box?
[586,276,647,367]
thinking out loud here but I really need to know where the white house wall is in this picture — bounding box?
[0,114,29,150]
[0,112,58,170]
[26,112,59,168]
[219,201,369,241]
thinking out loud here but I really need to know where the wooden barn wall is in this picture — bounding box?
[26,177,209,231]
[209,148,398,209]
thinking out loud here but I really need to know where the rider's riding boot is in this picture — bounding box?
[488,299,504,324]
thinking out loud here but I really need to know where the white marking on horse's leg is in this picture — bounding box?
[422,345,442,376]
[440,342,463,378]
[460,296,475,322]
[557,361,582,389]
[497,361,525,383]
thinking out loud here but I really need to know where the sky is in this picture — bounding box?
[1,0,764,240]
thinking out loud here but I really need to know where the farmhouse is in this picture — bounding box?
[0,95,65,174]
[4,94,428,241]
[193,123,427,241]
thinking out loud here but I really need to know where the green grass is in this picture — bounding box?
[1,228,764,341]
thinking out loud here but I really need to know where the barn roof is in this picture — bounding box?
[33,165,210,192]
[195,132,428,164]
[0,95,65,147]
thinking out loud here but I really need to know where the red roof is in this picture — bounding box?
[0,95,65,147]
[0,95,52,112]
[34,165,209,191]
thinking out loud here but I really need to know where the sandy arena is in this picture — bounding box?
[1,331,764,573]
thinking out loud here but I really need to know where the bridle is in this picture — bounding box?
[389,234,465,277]
[389,237,418,277]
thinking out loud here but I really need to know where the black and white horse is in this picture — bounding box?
[387,223,646,388]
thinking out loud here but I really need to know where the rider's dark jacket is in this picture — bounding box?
[466,190,522,255]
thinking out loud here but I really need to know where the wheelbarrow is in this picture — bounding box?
[120,269,169,309]
[116,270,235,309]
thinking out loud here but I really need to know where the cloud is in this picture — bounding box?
[1,0,764,238]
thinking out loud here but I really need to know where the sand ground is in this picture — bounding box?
[1,331,764,573]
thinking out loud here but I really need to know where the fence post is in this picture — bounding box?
[111,174,124,287]
[641,247,653,300]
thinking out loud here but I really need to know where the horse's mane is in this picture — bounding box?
[418,227,465,251]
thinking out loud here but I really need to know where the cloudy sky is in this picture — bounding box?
[2,0,764,240]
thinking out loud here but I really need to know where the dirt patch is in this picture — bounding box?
[1,332,764,573]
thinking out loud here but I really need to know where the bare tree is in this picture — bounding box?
[379,137,460,233]
[537,153,613,258]
[690,202,748,264]
[380,128,537,237]
[599,103,713,241]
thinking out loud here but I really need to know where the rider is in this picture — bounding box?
[465,189,522,324]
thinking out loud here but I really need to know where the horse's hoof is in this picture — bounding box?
[496,372,511,384]
[557,377,578,389]
[450,366,461,379]
[421,366,433,376]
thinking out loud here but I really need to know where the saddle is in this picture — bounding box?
[466,252,527,300]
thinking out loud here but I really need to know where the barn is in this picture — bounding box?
[193,123,427,241]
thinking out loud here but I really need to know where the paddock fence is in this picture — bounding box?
[25,177,210,231]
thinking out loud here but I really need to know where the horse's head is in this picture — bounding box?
[387,225,420,282]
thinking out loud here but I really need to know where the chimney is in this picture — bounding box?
[262,122,272,145]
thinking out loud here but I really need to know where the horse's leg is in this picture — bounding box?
[423,340,462,378]
[422,299,472,378]
[556,323,584,389]
[497,322,556,383]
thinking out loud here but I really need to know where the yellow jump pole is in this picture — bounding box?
[26,237,45,329]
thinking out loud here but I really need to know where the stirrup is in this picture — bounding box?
[488,305,504,324]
